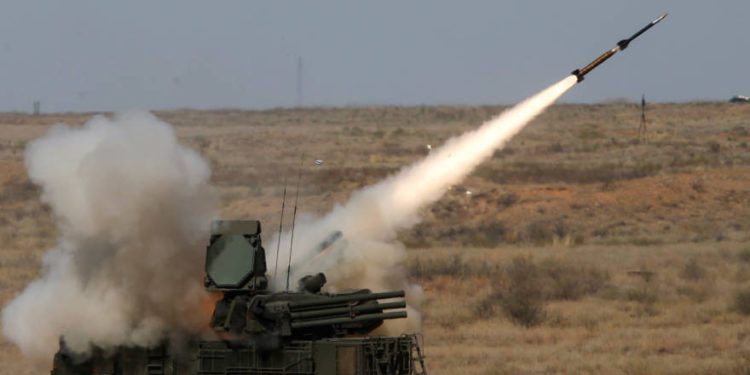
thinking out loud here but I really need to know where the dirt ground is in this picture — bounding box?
[0,102,749,374]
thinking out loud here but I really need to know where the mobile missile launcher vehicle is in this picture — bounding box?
[51,220,427,375]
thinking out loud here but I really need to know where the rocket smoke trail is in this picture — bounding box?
[281,12,669,291]
[2,13,664,363]
[271,75,578,333]
[1,75,576,361]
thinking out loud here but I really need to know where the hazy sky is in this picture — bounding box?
[1,1,749,112]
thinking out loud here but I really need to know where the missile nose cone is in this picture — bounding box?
[653,13,668,24]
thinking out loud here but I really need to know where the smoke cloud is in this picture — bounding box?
[271,76,578,333]
[1,111,215,360]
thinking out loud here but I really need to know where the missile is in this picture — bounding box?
[572,13,667,82]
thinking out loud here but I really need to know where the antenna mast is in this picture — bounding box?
[296,56,303,107]
[273,179,288,288]
[286,155,305,291]
[639,93,647,143]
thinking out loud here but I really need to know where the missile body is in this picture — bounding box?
[572,13,667,82]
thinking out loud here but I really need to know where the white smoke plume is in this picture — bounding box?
[1,111,215,360]
[2,74,575,360]
[270,76,578,333]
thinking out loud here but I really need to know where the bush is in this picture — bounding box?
[680,258,707,281]
[676,283,712,303]
[734,288,750,315]
[735,265,750,283]
[625,266,660,310]
[473,297,497,319]
[524,218,568,244]
[497,192,519,207]
[407,255,467,280]
[498,257,546,327]
[631,237,664,246]
[408,255,499,280]
[0,180,39,203]
[738,248,750,263]
[472,220,509,248]
[626,287,659,304]
[474,257,609,324]
[477,161,663,185]
[539,259,610,300]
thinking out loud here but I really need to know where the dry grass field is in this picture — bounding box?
[0,102,749,374]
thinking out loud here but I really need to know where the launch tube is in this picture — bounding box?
[289,301,407,320]
[290,311,408,329]
[288,290,405,309]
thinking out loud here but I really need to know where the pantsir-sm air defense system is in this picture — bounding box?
[46,12,671,375]
[51,220,427,375]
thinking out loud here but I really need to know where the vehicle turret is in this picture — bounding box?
[205,220,408,345]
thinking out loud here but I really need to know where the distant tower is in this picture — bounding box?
[296,56,303,107]
[639,94,647,143]
[33,100,40,116]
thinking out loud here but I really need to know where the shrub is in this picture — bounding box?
[473,256,547,327]
[690,177,706,193]
[676,283,712,303]
[0,180,39,203]
[498,257,546,327]
[599,285,623,301]
[472,220,509,248]
[407,255,467,280]
[524,218,568,244]
[738,248,750,263]
[408,255,500,280]
[474,257,609,324]
[473,297,497,319]
[497,192,519,207]
[625,266,660,310]
[631,237,664,246]
[547,142,564,153]
[539,259,610,300]
[734,288,750,315]
[680,258,707,281]
[626,288,659,304]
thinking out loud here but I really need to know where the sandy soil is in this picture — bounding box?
[0,103,748,374]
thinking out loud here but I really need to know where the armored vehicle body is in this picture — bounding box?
[51,220,426,375]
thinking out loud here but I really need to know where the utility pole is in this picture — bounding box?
[296,56,303,107]
[639,94,647,143]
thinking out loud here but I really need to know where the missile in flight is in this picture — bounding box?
[572,13,667,83]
